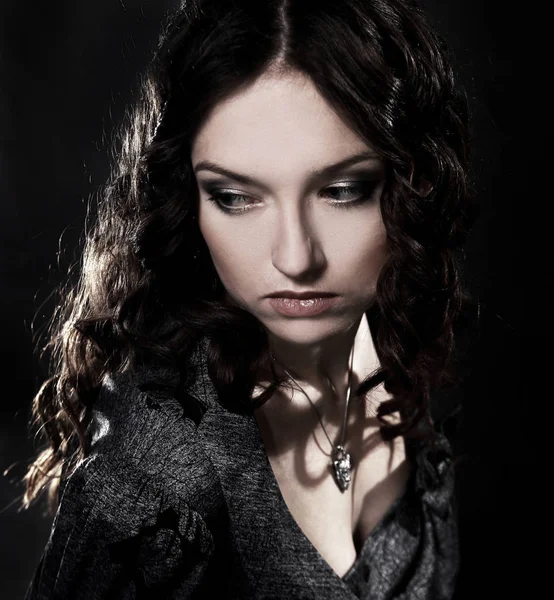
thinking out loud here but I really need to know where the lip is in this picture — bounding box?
[266,290,338,299]
[268,296,339,317]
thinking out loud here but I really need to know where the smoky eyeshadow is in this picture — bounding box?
[196,165,385,194]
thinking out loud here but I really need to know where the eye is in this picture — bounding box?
[204,180,379,215]
[205,190,257,214]
[320,181,378,208]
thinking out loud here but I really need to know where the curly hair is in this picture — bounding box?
[23,0,478,514]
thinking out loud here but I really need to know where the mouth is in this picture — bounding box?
[266,291,338,300]
[267,295,339,317]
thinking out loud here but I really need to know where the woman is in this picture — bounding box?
[23,0,479,598]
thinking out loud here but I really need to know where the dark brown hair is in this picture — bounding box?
[23,0,478,514]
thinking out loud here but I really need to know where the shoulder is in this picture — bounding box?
[78,362,220,517]
[28,364,223,597]
[28,445,217,598]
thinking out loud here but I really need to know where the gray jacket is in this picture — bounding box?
[25,330,467,599]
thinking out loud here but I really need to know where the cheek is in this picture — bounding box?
[349,217,389,274]
[199,219,256,289]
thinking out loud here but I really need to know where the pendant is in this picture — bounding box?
[332,445,353,492]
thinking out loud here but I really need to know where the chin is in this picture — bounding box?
[261,315,357,343]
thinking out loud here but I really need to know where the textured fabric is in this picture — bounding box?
[25,336,460,599]
[341,431,458,599]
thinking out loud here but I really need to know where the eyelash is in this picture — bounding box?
[205,182,379,215]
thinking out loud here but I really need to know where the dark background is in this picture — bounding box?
[0,1,546,598]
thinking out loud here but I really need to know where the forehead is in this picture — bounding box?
[191,71,373,173]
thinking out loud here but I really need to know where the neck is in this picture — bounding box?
[267,311,375,403]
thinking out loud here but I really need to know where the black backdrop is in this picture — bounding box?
[0,1,546,598]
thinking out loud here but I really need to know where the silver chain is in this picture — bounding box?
[270,342,355,453]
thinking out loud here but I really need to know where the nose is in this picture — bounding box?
[271,203,325,280]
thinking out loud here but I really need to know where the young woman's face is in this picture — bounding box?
[192,70,388,345]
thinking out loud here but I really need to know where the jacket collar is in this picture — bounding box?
[184,335,252,415]
[187,337,360,598]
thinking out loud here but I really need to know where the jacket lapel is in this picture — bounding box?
[186,338,357,598]
[198,404,281,588]
[184,338,283,589]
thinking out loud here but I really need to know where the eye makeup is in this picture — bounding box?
[193,151,384,192]
[201,179,382,215]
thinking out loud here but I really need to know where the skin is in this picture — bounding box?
[191,69,411,577]
[192,69,389,406]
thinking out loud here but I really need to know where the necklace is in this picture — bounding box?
[270,342,355,493]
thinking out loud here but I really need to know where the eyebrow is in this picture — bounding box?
[193,151,383,191]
